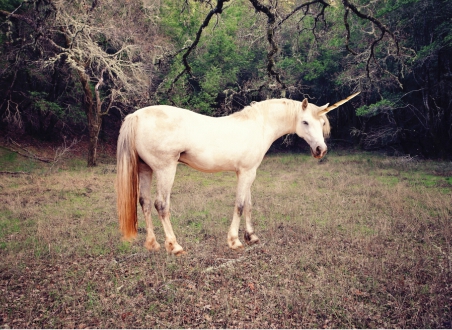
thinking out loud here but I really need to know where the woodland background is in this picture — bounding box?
[1,2,452,327]
[0,0,451,165]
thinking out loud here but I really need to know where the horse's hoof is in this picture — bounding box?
[165,241,185,255]
[247,237,260,245]
[244,232,260,245]
[144,239,161,251]
[228,239,244,250]
[174,250,187,256]
[232,244,244,251]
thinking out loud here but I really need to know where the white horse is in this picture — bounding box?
[116,93,359,255]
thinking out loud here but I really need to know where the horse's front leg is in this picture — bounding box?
[243,188,259,245]
[228,169,257,250]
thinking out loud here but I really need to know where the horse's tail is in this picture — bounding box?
[116,114,139,240]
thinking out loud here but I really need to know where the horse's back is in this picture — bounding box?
[133,105,259,143]
[133,105,219,143]
[134,105,202,123]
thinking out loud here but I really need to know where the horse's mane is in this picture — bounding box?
[230,98,331,137]
[228,101,263,120]
[229,99,298,120]
[321,113,331,137]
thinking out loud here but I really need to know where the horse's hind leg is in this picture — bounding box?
[154,163,185,256]
[139,161,161,251]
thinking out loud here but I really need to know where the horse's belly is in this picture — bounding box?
[178,151,236,173]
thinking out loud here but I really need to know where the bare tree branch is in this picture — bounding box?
[248,0,287,88]
[342,0,400,80]
[343,8,358,55]
[277,0,329,28]
[49,137,80,171]
[247,0,331,89]
[168,0,231,98]
[0,1,26,27]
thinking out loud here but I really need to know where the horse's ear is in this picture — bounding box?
[302,98,308,111]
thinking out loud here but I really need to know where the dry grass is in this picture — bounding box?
[1,147,451,328]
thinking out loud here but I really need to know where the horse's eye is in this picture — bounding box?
[303,121,309,126]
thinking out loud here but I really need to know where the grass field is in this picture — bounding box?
[1,146,451,328]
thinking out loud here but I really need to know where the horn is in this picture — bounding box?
[318,92,360,115]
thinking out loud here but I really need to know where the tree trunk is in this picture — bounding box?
[79,71,101,167]
[87,121,101,167]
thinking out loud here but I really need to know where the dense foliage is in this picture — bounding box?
[1,0,451,162]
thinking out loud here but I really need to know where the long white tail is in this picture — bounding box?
[116,114,138,240]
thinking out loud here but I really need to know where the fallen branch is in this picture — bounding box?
[203,243,263,273]
[0,171,29,175]
[5,138,53,163]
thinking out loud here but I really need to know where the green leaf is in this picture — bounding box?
[356,99,396,117]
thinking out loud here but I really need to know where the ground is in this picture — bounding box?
[0,143,451,328]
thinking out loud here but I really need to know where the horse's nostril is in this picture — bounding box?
[316,146,321,156]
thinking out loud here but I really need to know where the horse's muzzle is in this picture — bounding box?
[311,146,327,159]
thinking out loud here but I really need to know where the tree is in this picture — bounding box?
[152,0,258,113]
[1,0,167,166]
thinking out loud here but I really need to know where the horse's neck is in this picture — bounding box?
[260,100,298,142]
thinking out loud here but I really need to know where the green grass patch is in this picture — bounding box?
[0,147,39,172]
[115,241,132,255]
[376,175,399,186]
[0,210,20,239]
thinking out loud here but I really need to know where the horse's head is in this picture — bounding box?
[295,92,360,159]
[295,100,330,159]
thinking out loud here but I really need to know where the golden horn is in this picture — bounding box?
[319,91,360,115]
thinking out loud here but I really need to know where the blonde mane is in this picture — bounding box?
[228,100,267,120]
[230,98,331,137]
[320,113,331,138]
